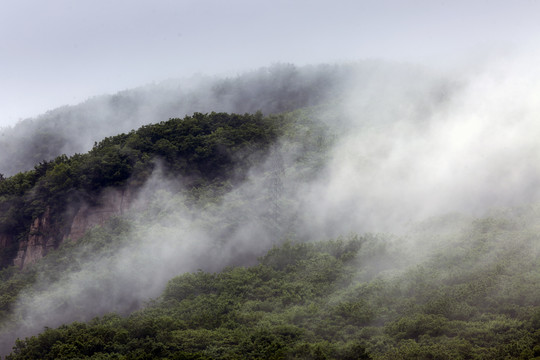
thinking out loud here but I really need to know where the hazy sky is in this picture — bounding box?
[1,0,539,128]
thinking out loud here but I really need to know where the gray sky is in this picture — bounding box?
[0,0,539,128]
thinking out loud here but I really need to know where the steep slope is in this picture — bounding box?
[0,107,331,358]
[4,58,540,359]
[6,214,540,359]
[0,111,291,269]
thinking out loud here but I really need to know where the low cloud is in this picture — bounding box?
[3,55,540,355]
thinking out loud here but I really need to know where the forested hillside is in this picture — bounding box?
[0,111,292,268]
[2,59,540,359]
[6,214,540,359]
[0,106,331,357]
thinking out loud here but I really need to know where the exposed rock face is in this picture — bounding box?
[13,207,57,269]
[64,187,134,242]
[9,187,136,269]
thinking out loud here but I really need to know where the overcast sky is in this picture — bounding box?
[0,0,539,128]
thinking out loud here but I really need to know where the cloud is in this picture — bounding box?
[3,54,540,355]
[291,55,540,237]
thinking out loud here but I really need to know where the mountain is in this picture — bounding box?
[0,61,451,178]
[0,107,331,357]
[0,110,304,267]
[2,59,540,359]
[0,63,356,177]
[5,214,540,359]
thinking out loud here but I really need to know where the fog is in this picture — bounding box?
[0,63,354,176]
[299,55,540,235]
[3,53,540,355]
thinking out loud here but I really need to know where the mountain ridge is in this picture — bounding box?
[3,59,540,359]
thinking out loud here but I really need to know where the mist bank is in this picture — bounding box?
[0,110,331,355]
[5,195,540,359]
[3,54,540,356]
[0,60,460,178]
[294,55,540,235]
[0,62,363,177]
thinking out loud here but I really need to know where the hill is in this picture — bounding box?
[2,59,540,359]
[6,214,540,359]
[0,106,331,357]
[0,63,352,177]
[0,111,295,267]
[0,61,451,178]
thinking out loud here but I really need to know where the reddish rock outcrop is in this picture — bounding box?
[9,186,136,269]
[64,187,134,242]
[13,207,57,269]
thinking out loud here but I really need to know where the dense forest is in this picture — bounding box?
[0,111,288,267]
[0,105,332,357]
[5,214,540,359]
[1,61,540,359]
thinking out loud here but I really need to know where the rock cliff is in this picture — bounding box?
[64,187,134,243]
[4,187,135,269]
[13,207,57,269]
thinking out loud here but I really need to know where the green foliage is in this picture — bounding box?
[7,237,372,359]
[4,106,540,358]
[0,62,355,179]
[0,112,290,268]
[9,215,540,359]
[0,266,36,322]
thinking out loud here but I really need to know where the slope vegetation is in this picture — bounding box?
[6,215,540,359]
